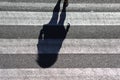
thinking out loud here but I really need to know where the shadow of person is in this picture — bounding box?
[37,0,70,68]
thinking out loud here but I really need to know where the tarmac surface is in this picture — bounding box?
[0,0,120,80]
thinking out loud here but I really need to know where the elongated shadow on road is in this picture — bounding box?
[37,0,70,68]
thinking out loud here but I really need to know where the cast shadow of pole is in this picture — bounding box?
[37,0,70,68]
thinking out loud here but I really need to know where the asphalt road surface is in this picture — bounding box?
[0,0,120,80]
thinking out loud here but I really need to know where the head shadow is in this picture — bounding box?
[37,0,70,68]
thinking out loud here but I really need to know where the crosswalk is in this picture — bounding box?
[0,0,120,80]
[1,12,120,25]
[0,69,120,80]
[1,39,120,54]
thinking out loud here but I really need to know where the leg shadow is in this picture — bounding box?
[37,0,70,68]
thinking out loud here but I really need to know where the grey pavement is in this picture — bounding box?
[0,0,120,3]
[0,2,120,12]
[1,54,120,68]
[1,25,120,39]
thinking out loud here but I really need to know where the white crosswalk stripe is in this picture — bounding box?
[0,69,120,80]
[0,12,120,25]
[1,39,120,54]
